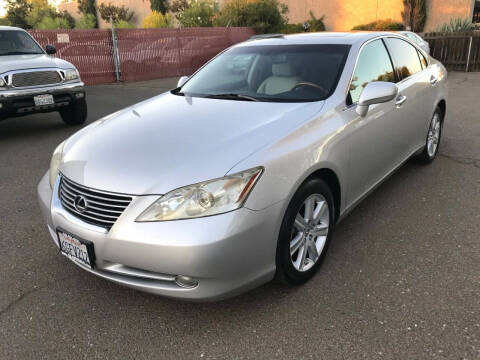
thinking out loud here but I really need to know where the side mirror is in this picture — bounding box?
[356,81,398,117]
[45,44,56,55]
[177,76,189,88]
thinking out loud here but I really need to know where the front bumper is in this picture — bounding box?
[0,82,85,120]
[37,173,283,301]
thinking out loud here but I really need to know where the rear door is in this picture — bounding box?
[383,37,431,155]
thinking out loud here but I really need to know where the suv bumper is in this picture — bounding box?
[0,82,85,120]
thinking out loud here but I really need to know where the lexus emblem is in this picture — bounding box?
[74,195,88,213]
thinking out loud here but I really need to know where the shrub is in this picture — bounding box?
[437,18,475,33]
[214,0,288,34]
[77,0,97,28]
[98,3,134,24]
[116,20,135,28]
[352,18,404,31]
[402,0,426,32]
[76,13,97,29]
[283,12,326,34]
[0,17,11,26]
[176,0,219,27]
[36,16,72,29]
[142,11,171,28]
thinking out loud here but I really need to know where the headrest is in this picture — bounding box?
[272,63,294,76]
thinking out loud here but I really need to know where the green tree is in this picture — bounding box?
[214,0,288,34]
[150,0,169,14]
[98,3,134,24]
[402,0,427,32]
[76,13,97,29]
[77,0,97,27]
[5,0,32,29]
[25,0,74,29]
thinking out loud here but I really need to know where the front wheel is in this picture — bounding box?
[276,178,335,285]
[413,107,443,164]
[59,98,88,126]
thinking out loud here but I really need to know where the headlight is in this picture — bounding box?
[64,69,79,81]
[136,167,263,222]
[49,141,65,189]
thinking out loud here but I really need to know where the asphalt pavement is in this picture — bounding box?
[0,73,479,359]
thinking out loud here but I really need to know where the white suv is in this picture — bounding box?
[0,26,87,125]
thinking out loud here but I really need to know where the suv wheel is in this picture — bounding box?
[60,98,87,125]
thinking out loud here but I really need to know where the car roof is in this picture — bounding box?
[0,26,26,32]
[239,32,402,47]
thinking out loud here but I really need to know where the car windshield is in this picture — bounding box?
[176,44,350,102]
[0,30,44,56]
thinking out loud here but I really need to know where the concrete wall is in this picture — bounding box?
[424,0,475,31]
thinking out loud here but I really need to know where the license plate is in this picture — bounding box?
[34,94,54,106]
[57,230,94,269]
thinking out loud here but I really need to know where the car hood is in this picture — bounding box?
[61,93,323,195]
[0,54,74,74]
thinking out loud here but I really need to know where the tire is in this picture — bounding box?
[276,177,335,285]
[412,106,443,164]
[59,98,88,126]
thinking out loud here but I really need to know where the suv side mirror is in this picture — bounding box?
[177,76,189,88]
[356,81,398,117]
[45,44,56,55]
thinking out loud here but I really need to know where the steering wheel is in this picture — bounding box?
[291,82,329,95]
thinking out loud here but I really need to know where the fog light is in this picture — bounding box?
[75,92,85,99]
[175,275,198,289]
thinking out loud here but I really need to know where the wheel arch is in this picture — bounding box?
[304,168,341,223]
[437,99,446,121]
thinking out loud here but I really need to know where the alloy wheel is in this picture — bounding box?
[290,194,330,272]
[427,113,441,157]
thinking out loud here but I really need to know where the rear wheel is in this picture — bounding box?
[413,107,442,164]
[60,98,87,125]
[276,178,335,285]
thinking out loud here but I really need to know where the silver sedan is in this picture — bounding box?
[38,32,447,300]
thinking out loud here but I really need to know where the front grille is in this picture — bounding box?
[12,71,62,87]
[59,176,132,229]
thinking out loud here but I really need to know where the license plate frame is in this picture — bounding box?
[33,94,54,106]
[57,228,95,269]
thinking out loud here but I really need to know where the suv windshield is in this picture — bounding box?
[176,44,350,102]
[0,30,44,56]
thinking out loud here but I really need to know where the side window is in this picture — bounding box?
[384,37,423,81]
[348,39,395,104]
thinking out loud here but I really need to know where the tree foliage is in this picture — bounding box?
[150,0,169,14]
[5,0,32,29]
[402,0,427,32]
[98,3,134,24]
[76,13,97,29]
[77,0,97,28]
[176,0,219,27]
[214,0,288,34]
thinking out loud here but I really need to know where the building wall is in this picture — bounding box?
[280,0,404,31]
[424,0,475,31]
[58,1,82,22]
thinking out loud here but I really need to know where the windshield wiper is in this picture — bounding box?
[205,93,259,102]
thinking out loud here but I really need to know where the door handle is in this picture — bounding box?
[430,75,438,85]
[395,95,407,108]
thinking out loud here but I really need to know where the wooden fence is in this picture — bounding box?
[423,32,480,72]
[29,27,255,85]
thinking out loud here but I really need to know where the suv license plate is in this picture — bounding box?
[34,94,54,106]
